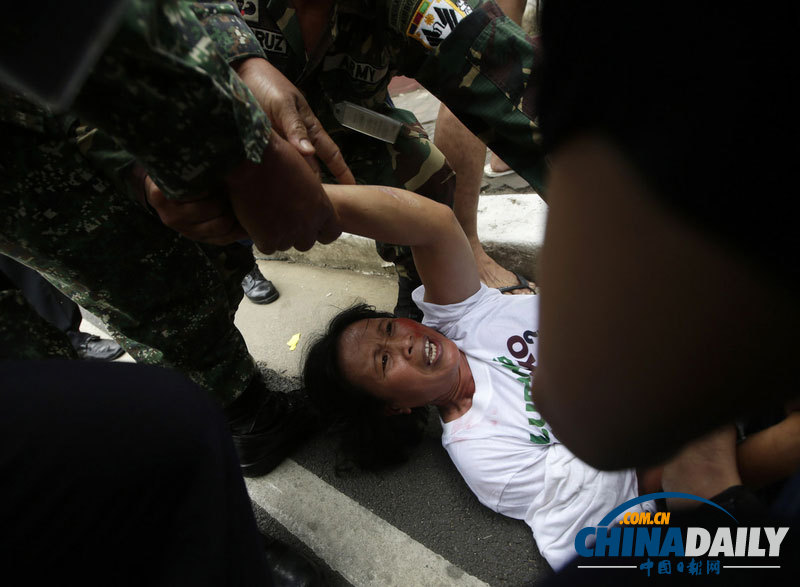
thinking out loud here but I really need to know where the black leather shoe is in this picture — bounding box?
[242,265,280,304]
[263,538,324,587]
[70,332,125,361]
[393,275,423,322]
[226,379,317,477]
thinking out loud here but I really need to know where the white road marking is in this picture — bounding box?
[246,459,489,587]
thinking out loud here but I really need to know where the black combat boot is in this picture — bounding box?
[225,378,317,477]
[242,265,280,304]
[69,331,125,361]
[262,537,325,587]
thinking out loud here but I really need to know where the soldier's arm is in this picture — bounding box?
[193,1,354,184]
[69,0,340,252]
[55,2,266,206]
[74,0,348,212]
[71,0,273,199]
[190,1,267,64]
[387,0,547,194]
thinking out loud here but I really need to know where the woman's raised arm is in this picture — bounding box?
[324,184,480,306]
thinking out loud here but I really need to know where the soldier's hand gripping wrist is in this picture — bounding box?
[143,175,248,245]
[224,131,342,254]
[234,57,355,185]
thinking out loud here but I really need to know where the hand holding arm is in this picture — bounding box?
[234,57,355,185]
[226,132,342,254]
[133,133,341,250]
[142,176,248,245]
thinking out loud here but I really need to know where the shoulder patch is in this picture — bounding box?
[406,0,471,50]
[236,0,260,23]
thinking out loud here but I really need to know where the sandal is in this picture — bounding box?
[498,272,536,294]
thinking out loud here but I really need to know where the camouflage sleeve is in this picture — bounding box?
[190,1,267,64]
[386,0,547,194]
[70,0,271,199]
[70,125,144,205]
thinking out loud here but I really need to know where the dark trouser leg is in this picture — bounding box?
[0,285,78,360]
[0,259,76,359]
[0,360,269,586]
[0,254,125,359]
[0,254,81,333]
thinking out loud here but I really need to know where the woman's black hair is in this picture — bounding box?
[303,303,429,473]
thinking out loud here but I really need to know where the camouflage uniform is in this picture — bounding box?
[234,0,545,276]
[0,0,543,402]
[235,0,458,279]
[0,1,272,403]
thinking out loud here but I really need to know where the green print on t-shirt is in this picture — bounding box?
[493,355,550,445]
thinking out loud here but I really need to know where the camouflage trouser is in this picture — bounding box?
[0,124,257,405]
[323,106,456,284]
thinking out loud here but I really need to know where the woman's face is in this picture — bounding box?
[337,317,462,410]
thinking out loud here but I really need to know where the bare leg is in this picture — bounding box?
[660,425,741,510]
[434,105,535,293]
[638,410,800,497]
[433,0,534,294]
[487,155,512,175]
[737,410,800,489]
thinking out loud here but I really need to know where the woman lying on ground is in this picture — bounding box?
[304,184,800,570]
[303,183,656,570]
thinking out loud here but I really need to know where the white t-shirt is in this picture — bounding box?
[412,284,653,570]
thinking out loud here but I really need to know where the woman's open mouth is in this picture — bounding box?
[424,337,439,365]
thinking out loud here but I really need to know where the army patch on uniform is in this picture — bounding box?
[235,0,259,22]
[407,0,472,50]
